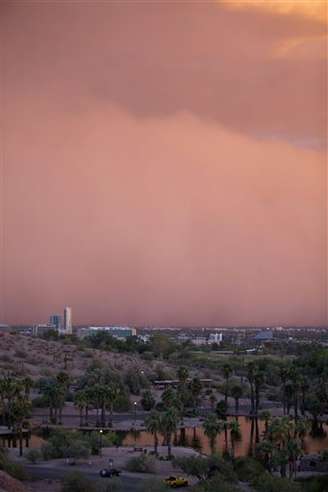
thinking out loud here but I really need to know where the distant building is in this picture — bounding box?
[191,336,208,346]
[49,314,62,332]
[208,332,223,344]
[179,332,223,346]
[77,326,136,340]
[138,334,150,343]
[62,306,72,335]
[32,324,54,336]
[254,330,273,343]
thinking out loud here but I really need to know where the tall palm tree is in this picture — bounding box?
[177,367,189,386]
[160,408,179,459]
[230,384,243,415]
[230,418,241,459]
[279,365,290,416]
[74,390,87,427]
[259,410,271,434]
[287,438,302,479]
[190,378,202,411]
[22,377,33,398]
[10,395,31,457]
[247,363,256,415]
[145,411,161,456]
[106,383,121,426]
[254,370,264,415]
[222,364,232,406]
[203,413,223,455]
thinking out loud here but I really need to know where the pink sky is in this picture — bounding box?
[0,1,327,326]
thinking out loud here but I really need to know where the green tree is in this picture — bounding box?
[222,364,232,406]
[160,408,179,459]
[145,411,161,456]
[230,384,243,414]
[141,390,155,411]
[203,413,223,454]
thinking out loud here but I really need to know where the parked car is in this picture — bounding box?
[163,476,189,488]
[99,468,121,478]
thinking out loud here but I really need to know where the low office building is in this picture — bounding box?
[77,326,136,339]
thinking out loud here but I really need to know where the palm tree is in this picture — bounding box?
[247,363,256,415]
[203,413,223,454]
[160,408,179,459]
[177,367,189,386]
[279,365,290,416]
[287,438,302,479]
[256,439,274,472]
[74,390,87,427]
[105,383,120,426]
[190,378,202,410]
[259,410,271,434]
[145,411,161,456]
[162,387,177,409]
[10,395,31,457]
[223,420,230,454]
[267,416,295,478]
[254,370,264,415]
[222,364,232,406]
[230,418,241,458]
[230,384,243,415]
[295,419,309,449]
[22,377,33,398]
[209,393,216,411]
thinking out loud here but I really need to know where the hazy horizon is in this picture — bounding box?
[0,1,327,327]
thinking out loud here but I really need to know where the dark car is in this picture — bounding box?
[99,468,121,478]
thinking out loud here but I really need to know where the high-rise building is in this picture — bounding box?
[63,306,72,335]
[49,314,62,332]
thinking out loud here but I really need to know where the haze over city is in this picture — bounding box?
[0,0,327,327]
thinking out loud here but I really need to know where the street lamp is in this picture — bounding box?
[134,401,137,426]
[133,402,137,448]
[99,429,103,456]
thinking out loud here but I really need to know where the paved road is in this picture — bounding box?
[24,464,148,492]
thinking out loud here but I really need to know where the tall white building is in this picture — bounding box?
[63,306,72,335]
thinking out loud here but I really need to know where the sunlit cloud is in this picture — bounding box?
[223,0,327,23]
[273,34,327,59]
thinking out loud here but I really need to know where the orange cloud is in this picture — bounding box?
[224,0,327,23]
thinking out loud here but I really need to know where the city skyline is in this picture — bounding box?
[0,1,327,326]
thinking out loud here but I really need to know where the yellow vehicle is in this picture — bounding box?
[163,476,189,488]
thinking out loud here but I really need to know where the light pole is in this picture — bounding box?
[133,401,137,448]
[99,429,103,456]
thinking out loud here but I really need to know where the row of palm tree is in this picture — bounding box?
[145,408,180,459]
[42,372,70,424]
[256,415,310,479]
[203,413,241,457]
[74,382,120,427]
[0,374,32,456]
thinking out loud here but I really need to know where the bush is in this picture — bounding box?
[0,450,28,480]
[41,442,58,460]
[41,429,120,460]
[64,441,90,460]
[62,472,96,492]
[137,478,167,492]
[201,477,240,492]
[299,476,328,492]
[126,455,156,473]
[174,455,237,483]
[96,478,121,492]
[253,473,302,492]
[234,457,265,482]
[31,396,48,408]
[25,449,42,464]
